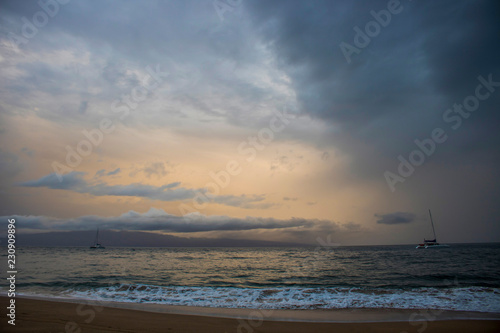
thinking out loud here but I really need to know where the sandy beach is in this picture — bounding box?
[1,296,499,333]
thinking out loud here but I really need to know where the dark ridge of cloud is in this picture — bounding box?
[17,171,200,201]
[18,172,271,208]
[6,230,304,247]
[211,194,277,209]
[107,168,121,176]
[95,168,120,177]
[375,212,416,225]
[95,169,105,177]
[20,171,87,190]
[0,208,320,233]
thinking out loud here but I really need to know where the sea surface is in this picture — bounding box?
[1,244,500,312]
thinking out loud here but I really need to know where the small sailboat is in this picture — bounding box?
[416,210,449,249]
[90,228,105,249]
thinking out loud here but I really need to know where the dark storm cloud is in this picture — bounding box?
[245,0,500,178]
[18,172,270,208]
[375,212,416,225]
[0,208,315,233]
[2,0,498,160]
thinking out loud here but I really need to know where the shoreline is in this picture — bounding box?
[2,296,500,333]
[10,294,500,322]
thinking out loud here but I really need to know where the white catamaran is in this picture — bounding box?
[416,210,449,249]
[90,228,105,249]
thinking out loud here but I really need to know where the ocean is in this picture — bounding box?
[2,244,500,312]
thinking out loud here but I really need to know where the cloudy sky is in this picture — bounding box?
[0,0,499,246]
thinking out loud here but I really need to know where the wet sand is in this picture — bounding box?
[1,296,499,332]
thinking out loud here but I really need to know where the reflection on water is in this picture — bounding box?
[1,244,499,311]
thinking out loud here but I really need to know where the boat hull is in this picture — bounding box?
[416,244,449,249]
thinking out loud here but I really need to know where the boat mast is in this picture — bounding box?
[95,228,99,244]
[428,209,437,240]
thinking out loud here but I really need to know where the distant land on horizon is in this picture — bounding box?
[3,230,498,248]
[4,230,305,247]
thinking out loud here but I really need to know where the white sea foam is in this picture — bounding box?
[60,285,500,312]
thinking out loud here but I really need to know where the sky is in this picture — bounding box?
[0,0,499,246]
